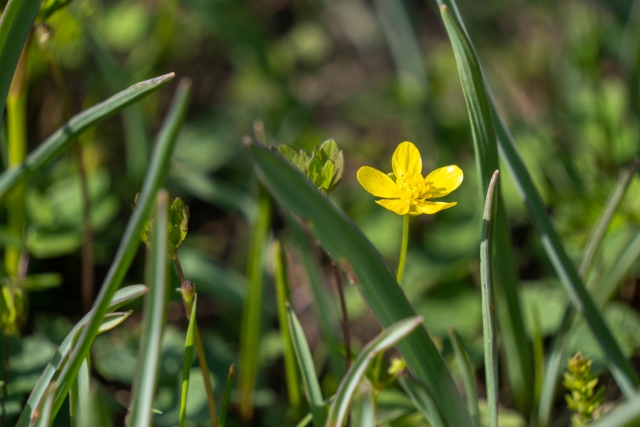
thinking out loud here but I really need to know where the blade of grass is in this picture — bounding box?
[480,170,499,427]
[0,0,40,121]
[398,376,446,427]
[273,239,301,409]
[326,316,423,427]
[352,381,375,427]
[588,393,640,427]
[238,185,271,420]
[179,294,198,427]
[439,6,533,413]
[579,158,639,278]
[593,230,640,304]
[33,384,57,427]
[247,139,474,427]
[51,79,191,416]
[15,285,146,427]
[69,357,90,427]
[128,191,170,427]
[448,328,480,427]
[219,364,236,427]
[0,73,175,198]
[286,303,325,427]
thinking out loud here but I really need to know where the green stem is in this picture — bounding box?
[219,364,236,427]
[396,214,410,285]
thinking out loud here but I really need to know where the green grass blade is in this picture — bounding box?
[238,186,271,419]
[247,139,473,427]
[440,5,533,413]
[128,191,170,427]
[593,230,640,304]
[70,357,90,427]
[286,303,325,427]
[219,364,236,427]
[326,316,423,427]
[274,239,301,408]
[0,73,175,198]
[589,394,640,427]
[398,376,446,427]
[33,384,57,427]
[179,294,198,427]
[0,0,40,121]
[480,171,499,427]
[448,328,480,427]
[579,158,639,278]
[51,79,191,416]
[295,412,313,427]
[98,311,133,333]
[15,285,146,427]
[352,381,375,427]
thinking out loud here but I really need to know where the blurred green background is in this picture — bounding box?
[3,0,640,425]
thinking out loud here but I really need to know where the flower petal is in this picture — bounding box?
[423,165,463,198]
[376,199,410,215]
[357,166,402,198]
[392,141,422,178]
[412,200,457,215]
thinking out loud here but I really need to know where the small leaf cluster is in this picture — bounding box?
[0,282,25,335]
[278,139,344,194]
[563,352,604,426]
[135,193,190,255]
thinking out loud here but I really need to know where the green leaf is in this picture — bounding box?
[0,73,175,199]
[352,380,376,427]
[286,303,325,427]
[439,4,533,413]
[69,357,90,427]
[480,170,499,427]
[128,191,170,427]
[50,79,190,417]
[326,316,423,427]
[320,160,335,191]
[247,139,473,427]
[97,311,133,334]
[33,384,57,427]
[398,376,446,427]
[15,284,147,427]
[278,144,307,173]
[179,294,198,427]
[448,328,480,427]
[0,0,41,121]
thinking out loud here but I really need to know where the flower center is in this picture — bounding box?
[397,172,427,200]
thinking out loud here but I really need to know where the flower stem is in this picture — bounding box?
[396,214,410,285]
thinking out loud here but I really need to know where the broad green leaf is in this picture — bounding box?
[51,79,190,416]
[398,376,446,427]
[480,170,499,427]
[439,5,533,413]
[448,328,480,427]
[247,139,473,427]
[128,191,170,427]
[0,73,175,199]
[326,316,423,427]
[287,303,325,427]
[15,284,147,427]
[0,0,41,121]
[179,294,198,427]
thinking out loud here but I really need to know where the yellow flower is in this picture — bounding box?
[357,141,463,216]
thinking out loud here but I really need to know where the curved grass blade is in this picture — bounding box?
[51,79,191,416]
[247,139,473,427]
[33,384,57,427]
[0,73,175,198]
[480,170,499,427]
[441,1,640,400]
[219,364,236,427]
[179,294,198,427]
[589,394,640,427]
[128,191,170,427]
[15,285,146,427]
[448,328,480,427]
[579,158,639,278]
[0,0,41,121]
[352,380,375,427]
[69,357,90,427]
[398,376,446,427]
[439,5,533,413]
[287,303,325,427]
[274,239,301,408]
[326,316,423,427]
[238,186,271,419]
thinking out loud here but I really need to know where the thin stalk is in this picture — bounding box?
[219,364,236,427]
[174,257,218,427]
[2,335,10,427]
[396,214,410,285]
[180,295,198,427]
[332,262,351,370]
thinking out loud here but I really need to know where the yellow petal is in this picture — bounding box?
[412,200,457,215]
[392,141,422,178]
[357,166,402,198]
[423,165,463,198]
[376,199,410,215]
